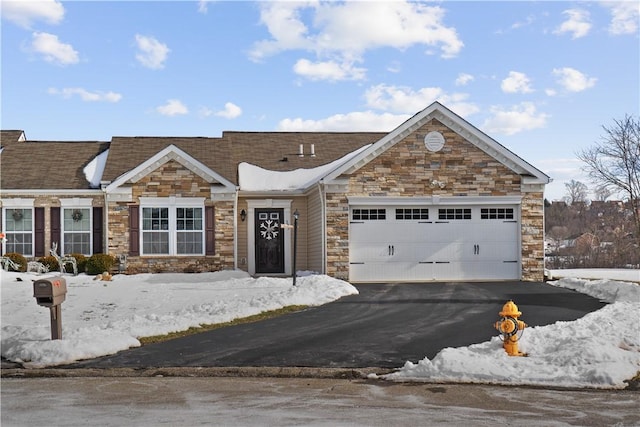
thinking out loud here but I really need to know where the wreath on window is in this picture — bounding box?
[72,209,84,222]
[11,210,23,221]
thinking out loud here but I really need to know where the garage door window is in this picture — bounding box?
[395,208,429,220]
[438,208,471,220]
[481,208,514,219]
[352,209,386,220]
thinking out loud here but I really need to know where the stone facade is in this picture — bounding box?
[325,119,546,281]
[107,160,235,274]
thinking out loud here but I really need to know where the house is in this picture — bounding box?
[1,102,550,281]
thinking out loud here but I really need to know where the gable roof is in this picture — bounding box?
[105,144,235,191]
[102,132,385,187]
[323,101,551,185]
[102,136,235,184]
[1,140,109,190]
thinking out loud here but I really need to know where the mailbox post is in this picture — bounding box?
[33,277,67,340]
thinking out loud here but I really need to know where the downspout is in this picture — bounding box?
[234,186,239,270]
[318,180,326,274]
[101,183,109,254]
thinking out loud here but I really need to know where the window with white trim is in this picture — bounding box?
[4,208,33,256]
[63,208,91,255]
[140,198,204,256]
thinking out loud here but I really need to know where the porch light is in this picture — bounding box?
[240,209,247,222]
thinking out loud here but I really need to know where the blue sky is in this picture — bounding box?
[1,1,638,201]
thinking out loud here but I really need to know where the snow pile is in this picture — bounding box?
[384,276,640,389]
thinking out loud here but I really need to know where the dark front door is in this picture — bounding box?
[255,208,285,274]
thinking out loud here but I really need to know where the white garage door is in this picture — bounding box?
[349,205,520,282]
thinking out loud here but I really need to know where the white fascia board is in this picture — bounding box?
[322,106,435,183]
[431,108,551,184]
[105,144,235,192]
[0,189,103,196]
[239,189,306,198]
[321,101,550,185]
[347,195,523,206]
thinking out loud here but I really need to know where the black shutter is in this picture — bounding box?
[129,205,139,256]
[92,207,103,254]
[205,206,215,255]
[50,207,61,253]
[34,207,45,257]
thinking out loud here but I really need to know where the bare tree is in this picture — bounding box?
[594,185,613,202]
[578,115,640,243]
[563,179,588,205]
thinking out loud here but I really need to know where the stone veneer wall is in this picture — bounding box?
[325,119,546,282]
[520,191,545,281]
[108,160,235,273]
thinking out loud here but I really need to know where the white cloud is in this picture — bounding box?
[455,73,474,86]
[198,0,215,14]
[553,67,597,92]
[293,58,366,81]
[601,1,640,35]
[364,84,479,117]
[135,34,170,70]
[277,84,481,132]
[30,32,78,65]
[387,61,402,73]
[1,0,64,28]
[48,87,122,102]
[278,110,407,132]
[501,71,534,94]
[554,9,591,39]
[482,102,549,136]
[249,1,463,80]
[156,99,188,116]
[215,102,242,119]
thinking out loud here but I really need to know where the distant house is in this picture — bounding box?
[1,102,550,281]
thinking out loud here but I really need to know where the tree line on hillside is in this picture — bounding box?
[545,114,639,269]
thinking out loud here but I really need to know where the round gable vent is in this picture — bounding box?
[424,131,445,152]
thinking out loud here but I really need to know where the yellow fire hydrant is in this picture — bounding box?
[494,300,527,356]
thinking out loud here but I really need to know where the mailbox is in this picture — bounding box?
[33,277,67,307]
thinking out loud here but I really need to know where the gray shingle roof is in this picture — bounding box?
[0,130,25,147]
[103,132,386,186]
[1,131,387,190]
[1,140,109,190]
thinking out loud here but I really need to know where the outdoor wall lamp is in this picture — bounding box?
[240,209,246,222]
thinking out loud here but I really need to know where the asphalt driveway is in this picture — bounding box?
[69,281,605,369]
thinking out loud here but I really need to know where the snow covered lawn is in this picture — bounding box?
[1,271,357,368]
[1,268,639,389]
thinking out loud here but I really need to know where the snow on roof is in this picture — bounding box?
[83,149,109,188]
[238,144,371,191]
